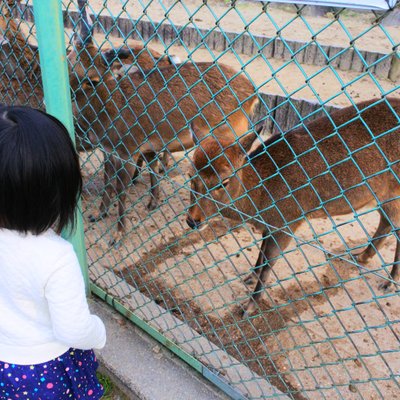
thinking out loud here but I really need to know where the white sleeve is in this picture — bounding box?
[44,251,106,350]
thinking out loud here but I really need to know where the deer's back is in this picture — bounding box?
[113,62,256,141]
[247,98,400,224]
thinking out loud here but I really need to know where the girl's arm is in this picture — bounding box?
[45,251,106,350]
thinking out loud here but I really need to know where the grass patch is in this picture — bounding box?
[97,371,124,400]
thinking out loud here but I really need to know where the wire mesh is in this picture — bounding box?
[1,0,400,398]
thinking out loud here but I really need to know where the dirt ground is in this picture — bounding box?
[65,1,400,398]
[82,147,400,399]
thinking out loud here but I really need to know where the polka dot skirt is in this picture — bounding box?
[0,349,103,399]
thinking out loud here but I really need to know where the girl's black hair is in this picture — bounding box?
[0,105,82,235]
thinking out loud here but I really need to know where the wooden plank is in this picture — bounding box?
[374,54,392,79]
[282,39,297,61]
[189,28,202,49]
[108,17,120,39]
[261,37,274,60]
[133,20,144,41]
[389,52,400,82]
[233,33,245,55]
[242,33,255,57]
[256,93,278,135]
[273,98,291,134]
[273,37,285,60]
[314,44,329,66]
[299,98,323,124]
[339,47,354,71]
[303,42,317,65]
[284,99,301,132]
[351,49,367,73]
[162,23,175,46]
[21,7,395,75]
[327,45,342,68]
[213,29,226,52]
[117,17,133,38]
[181,26,192,49]
[292,40,306,64]
[225,31,237,52]
[364,51,379,74]
[144,21,156,42]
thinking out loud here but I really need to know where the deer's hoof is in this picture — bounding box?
[353,251,370,264]
[109,231,124,248]
[241,298,260,318]
[243,272,257,286]
[147,199,158,211]
[378,280,393,293]
[88,211,108,223]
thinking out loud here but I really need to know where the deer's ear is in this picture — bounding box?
[239,132,257,152]
[102,47,131,66]
[238,124,264,153]
[102,49,116,65]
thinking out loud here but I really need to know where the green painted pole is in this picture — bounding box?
[33,0,89,291]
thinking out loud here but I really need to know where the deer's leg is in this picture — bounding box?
[376,201,400,292]
[116,157,138,234]
[159,152,170,174]
[356,209,391,263]
[89,152,117,223]
[244,230,293,316]
[380,236,400,292]
[128,151,161,212]
[130,155,145,184]
[146,153,161,211]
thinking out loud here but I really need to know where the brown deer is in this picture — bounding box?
[187,97,400,315]
[70,0,258,238]
[101,45,180,177]
[0,0,42,108]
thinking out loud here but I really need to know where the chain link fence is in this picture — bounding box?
[1,0,400,398]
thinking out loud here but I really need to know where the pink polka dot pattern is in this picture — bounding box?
[0,349,103,399]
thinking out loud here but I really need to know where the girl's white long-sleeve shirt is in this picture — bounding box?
[0,228,106,365]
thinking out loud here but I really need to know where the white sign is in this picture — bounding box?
[251,0,397,10]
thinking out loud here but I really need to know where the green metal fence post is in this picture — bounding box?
[32,0,89,290]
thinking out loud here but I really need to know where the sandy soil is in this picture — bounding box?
[63,1,400,108]
[82,148,400,399]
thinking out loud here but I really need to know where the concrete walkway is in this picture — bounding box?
[90,297,231,400]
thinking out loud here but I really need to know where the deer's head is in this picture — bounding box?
[186,124,259,229]
[68,0,114,90]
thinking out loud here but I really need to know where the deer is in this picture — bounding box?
[69,0,258,240]
[0,0,43,108]
[101,45,181,177]
[186,97,400,316]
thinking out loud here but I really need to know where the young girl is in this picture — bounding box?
[0,105,106,399]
